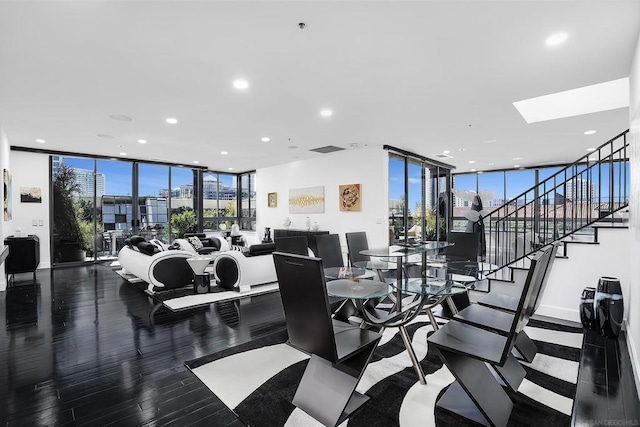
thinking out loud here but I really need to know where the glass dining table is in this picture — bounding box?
[324,241,474,385]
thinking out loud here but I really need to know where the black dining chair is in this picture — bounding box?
[272,252,382,427]
[345,231,370,266]
[274,236,310,256]
[464,243,560,363]
[315,234,345,268]
[428,248,549,427]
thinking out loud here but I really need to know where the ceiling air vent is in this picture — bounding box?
[434,153,453,159]
[309,145,345,154]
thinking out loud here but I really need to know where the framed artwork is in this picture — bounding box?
[289,186,325,214]
[20,187,42,203]
[3,169,12,220]
[268,192,277,207]
[339,183,361,211]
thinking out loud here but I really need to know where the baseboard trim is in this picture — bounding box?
[535,304,580,323]
[624,319,640,401]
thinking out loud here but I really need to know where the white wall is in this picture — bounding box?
[626,27,640,398]
[536,228,631,322]
[9,151,51,269]
[0,127,10,291]
[256,148,390,257]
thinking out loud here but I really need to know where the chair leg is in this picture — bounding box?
[491,353,526,392]
[293,346,377,427]
[513,331,537,363]
[434,347,513,427]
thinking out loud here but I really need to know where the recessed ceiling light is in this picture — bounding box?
[193,160,199,164]
[35,139,46,143]
[512,157,523,160]
[166,117,178,124]
[221,151,228,155]
[233,79,249,90]
[468,160,476,164]
[546,32,568,46]
[97,134,114,139]
[470,169,476,172]
[120,152,127,156]
[584,130,597,135]
[514,164,520,168]
[459,148,466,152]
[320,109,333,117]
[488,163,494,166]
[443,150,451,154]
[261,137,270,142]
[138,139,147,144]
[288,145,299,149]
[228,167,234,171]
[586,148,596,152]
[109,114,132,122]
[483,139,497,144]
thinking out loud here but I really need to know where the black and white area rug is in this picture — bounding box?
[186,315,583,426]
[111,262,279,311]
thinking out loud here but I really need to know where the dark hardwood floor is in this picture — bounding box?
[1,264,638,426]
[1,265,286,426]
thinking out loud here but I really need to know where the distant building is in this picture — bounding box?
[73,168,105,198]
[565,179,595,203]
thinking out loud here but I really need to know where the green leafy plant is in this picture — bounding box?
[53,164,91,261]
[171,208,196,237]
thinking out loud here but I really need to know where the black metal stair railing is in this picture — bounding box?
[483,130,629,271]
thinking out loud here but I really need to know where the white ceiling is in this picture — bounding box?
[1,0,639,174]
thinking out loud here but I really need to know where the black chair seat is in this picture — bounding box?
[428,320,509,366]
[454,303,513,334]
[477,292,518,312]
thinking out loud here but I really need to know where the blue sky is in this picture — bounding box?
[61,157,236,196]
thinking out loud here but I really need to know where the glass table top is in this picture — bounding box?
[392,277,468,297]
[323,266,369,280]
[352,260,397,270]
[326,278,393,299]
[360,241,454,259]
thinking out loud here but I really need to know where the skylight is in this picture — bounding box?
[513,78,629,123]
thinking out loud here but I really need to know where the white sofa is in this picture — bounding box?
[118,245,196,294]
[212,244,278,292]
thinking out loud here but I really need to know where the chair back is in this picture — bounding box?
[511,246,555,337]
[345,232,370,265]
[315,234,344,268]
[273,252,337,362]
[496,246,552,362]
[443,231,479,261]
[275,236,309,256]
[531,243,559,314]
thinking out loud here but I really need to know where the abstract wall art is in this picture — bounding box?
[20,187,42,203]
[3,169,12,220]
[339,183,361,212]
[289,186,324,214]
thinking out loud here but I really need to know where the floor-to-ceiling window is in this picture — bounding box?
[387,148,453,243]
[95,159,132,260]
[238,171,256,231]
[169,167,196,240]
[50,153,252,265]
[202,171,238,231]
[52,156,96,263]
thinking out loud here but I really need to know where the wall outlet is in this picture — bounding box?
[38,220,44,226]
[375,216,382,224]
[32,219,37,226]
